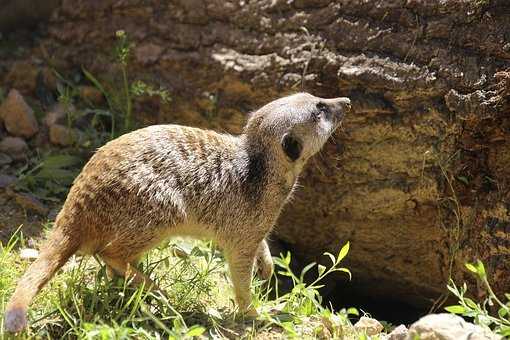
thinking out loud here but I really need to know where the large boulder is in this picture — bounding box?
[407,313,501,340]
[17,0,510,309]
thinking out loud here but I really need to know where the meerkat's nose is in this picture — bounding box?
[325,97,352,118]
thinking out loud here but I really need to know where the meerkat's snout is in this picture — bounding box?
[324,97,352,123]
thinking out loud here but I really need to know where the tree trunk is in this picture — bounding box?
[16,0,510,309]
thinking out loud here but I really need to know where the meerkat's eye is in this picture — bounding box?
[313,102,330,121]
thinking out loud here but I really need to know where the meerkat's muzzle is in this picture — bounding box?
[324,97,352,123]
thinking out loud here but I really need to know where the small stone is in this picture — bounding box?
[20,248,39,260]
[0,152,12,165]
[12,192,49,215]
[49,124,83,146]
[0,174,16,189]
[78,86,104,105]
[47,206,61,221]
[388,324,408,340]
[0,136,28,160]
[0,89,39,138]
[354,317,384,336]
[408,313,501,340]
[5,61,39,93]
[43,103,71,127]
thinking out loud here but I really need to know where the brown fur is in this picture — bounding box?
[4,92,351,333]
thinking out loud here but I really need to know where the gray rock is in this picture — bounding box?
[0,89,39,138]
[0,174,16,189]
[388,324,408,340]
[407,313,501,340]
[43,103,70,127]
[12,192,49,215]
[354,316,384,336]
[0,152,12,165]
[47,206,61,221]
[0,136,28,160]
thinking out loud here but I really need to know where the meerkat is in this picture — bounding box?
[4,92,351,333]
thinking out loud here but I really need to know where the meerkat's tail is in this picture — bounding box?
[4,227,79,333]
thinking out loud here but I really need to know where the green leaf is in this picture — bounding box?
[498,306,509,318]
[337,242,350,262]
[338,267,352,280]
[475,260,486,279]
[346,307,359,316]
[456,176,469,185]
[185,325,205,337]
[42,155,82,169]
[445,305,466,314]
[464,298,478,309]
[325,252,336,266]
[465,263,478,274]
[300,262,316,282]
[317,264,326,277]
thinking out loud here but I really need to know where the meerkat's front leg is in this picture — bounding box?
[255,239,273,280]
[226,246,258,316]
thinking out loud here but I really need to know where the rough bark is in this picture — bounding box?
[5,0,510,309]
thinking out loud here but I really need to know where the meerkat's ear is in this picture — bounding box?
[281,133,302,161]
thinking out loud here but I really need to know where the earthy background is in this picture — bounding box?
[1,0,509,319]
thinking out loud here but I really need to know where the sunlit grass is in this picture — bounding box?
[0,228,377,339]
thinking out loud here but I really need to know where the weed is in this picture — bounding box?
[83,30,171,138]
[446,260,510,337]
[15,153,84,202]
[0,228,365,339]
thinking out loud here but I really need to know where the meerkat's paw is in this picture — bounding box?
[4,307,28,333]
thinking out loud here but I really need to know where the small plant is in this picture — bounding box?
[15,153,84,202]
[83,30,171,138]
[446,260,510,337]
[254,242,359,338]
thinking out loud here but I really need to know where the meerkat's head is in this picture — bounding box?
[244,92,351,164]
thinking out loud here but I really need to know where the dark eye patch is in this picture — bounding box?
[313,102,330,121]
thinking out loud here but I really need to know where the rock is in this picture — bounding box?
[0,89,39,138]
[47,206,61,221]
[407,314,501,340]
[0,152,12,165]
[4,61,39,93]
[388,324,408,340]
[0,136,28,160]
[78,86,104,105]
[0,174,16,189]
[43,103,71,127]
[12,192,49,215]
[20,248,39,260]
[353,316,384,336]
[49,124,83,146]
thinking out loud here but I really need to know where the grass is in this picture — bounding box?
[0,228,383,339]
